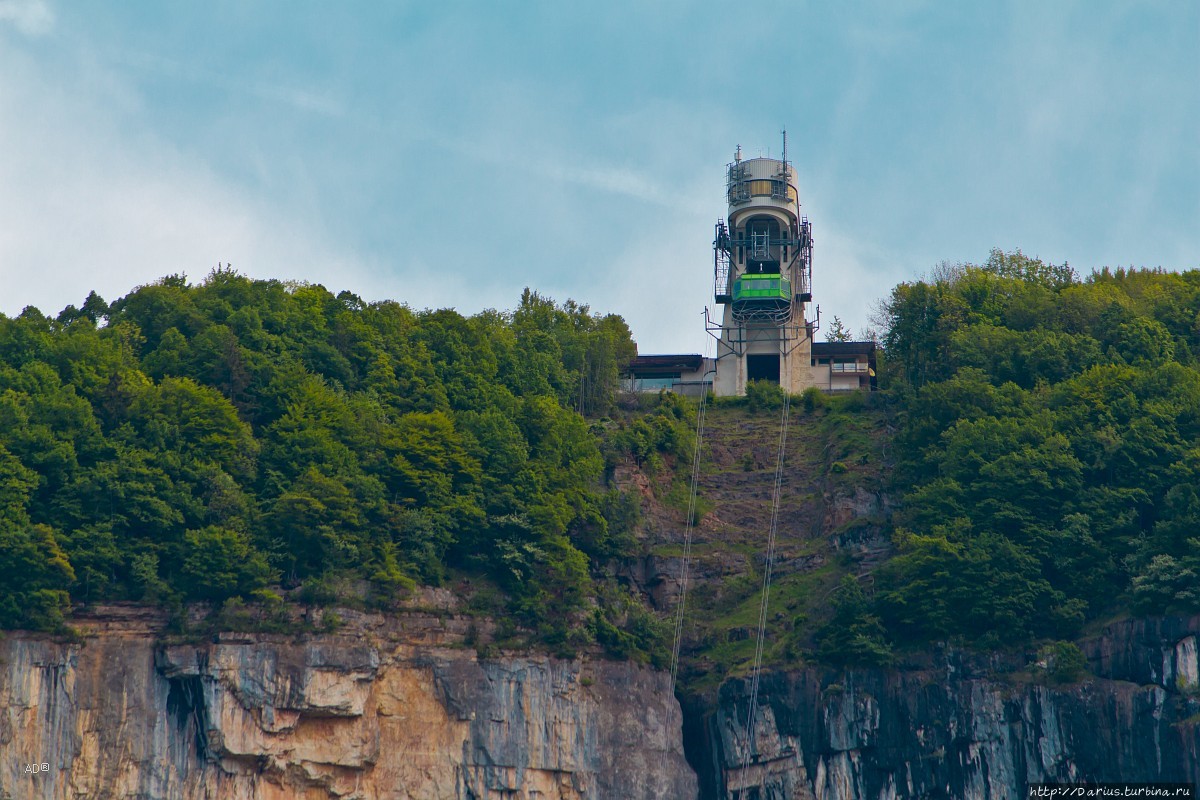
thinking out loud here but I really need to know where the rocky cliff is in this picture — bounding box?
[0,606,696,800]
[689,616,1200,799]
[5,608,1200,800]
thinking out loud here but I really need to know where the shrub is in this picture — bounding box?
[1039,641,1087,684]
[745,379,785,411]
[800,386,827,413]
[814,576,894,667]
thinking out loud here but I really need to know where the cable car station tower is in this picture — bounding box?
[700,135,816,398]
[707,134,815,396]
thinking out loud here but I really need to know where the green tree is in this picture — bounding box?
[179,526,275,603]
[0,524,75,631]
[825,315,853,342]
[266,467,370,579]
[1130,552,1200,613]
[815,576,893,666]
[877,528,1082,645]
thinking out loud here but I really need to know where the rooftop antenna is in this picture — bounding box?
[781,128,788,166]
[735,144,742,163]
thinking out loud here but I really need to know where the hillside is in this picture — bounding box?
[5,251,1200,692]
[8,254,1200,796]
[608,395,891,693]
[0,274,646,656]
[655,252,1200,685]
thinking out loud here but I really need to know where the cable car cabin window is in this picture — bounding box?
[747,354,780,383]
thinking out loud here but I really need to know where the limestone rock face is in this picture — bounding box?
[693,616,1200,800]
[0,608,697,800]
[9,606,1200,800]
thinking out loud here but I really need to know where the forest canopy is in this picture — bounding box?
[862,251,1200,650]
[0,271,657,651]
[6,251,1200,665]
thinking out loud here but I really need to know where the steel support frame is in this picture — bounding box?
[704,309,811,360]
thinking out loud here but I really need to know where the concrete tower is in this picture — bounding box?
[709,137,815,396]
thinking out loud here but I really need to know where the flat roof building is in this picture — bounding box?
[810,341,877,392]
[622,344,875,396]
[623,354,714,397]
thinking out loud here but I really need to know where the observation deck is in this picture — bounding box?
[726,157,799,213]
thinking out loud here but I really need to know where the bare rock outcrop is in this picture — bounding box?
[0,609,697,800]
[689,616,1200,799]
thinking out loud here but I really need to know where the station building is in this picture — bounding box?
[624,137,877,397]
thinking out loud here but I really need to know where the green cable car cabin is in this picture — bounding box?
[732,273,791,314]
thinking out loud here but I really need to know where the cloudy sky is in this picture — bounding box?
[1,1,1197,352]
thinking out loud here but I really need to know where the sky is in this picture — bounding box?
[1,1,1197,352]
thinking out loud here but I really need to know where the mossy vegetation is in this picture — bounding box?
[657,392,888,686]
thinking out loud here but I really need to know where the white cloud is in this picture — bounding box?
[812,220,907,339]
[440,132,697,212]
[542,161,677,208]
[594,228,713,353]
[0,48,376,318]
[0,0,53,36]
[112,50,344,117]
